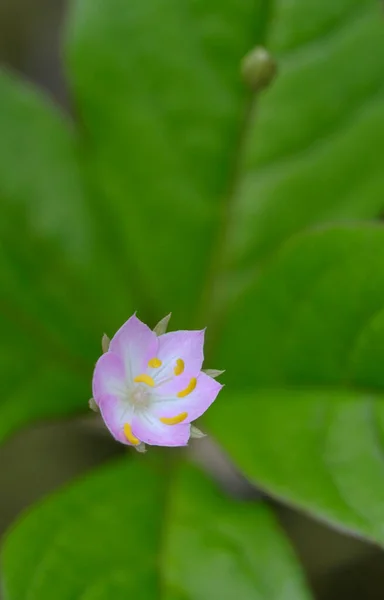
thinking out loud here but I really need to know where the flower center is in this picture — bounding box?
[130,384,151,410]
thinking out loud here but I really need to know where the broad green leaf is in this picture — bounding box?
[0,71,88,260]
[0,68,141,444]
[64,0,384,327]
[217,226,384,387]
[0,70,96,442]
[206,225,384,543]
[65,0,268,321]
[2,458,312,600]
[207,388,384,544]
[200,0,384,332]
[224,0,384,272]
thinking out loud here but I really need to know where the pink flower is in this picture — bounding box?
[91,314,223,451]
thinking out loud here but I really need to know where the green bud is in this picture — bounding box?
[241,46,277,92]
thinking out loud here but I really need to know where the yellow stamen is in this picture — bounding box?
[177,377,197,398]
[134,373,155,387]
[160,412,188,425]
[148,357,162,368]
[174,358,185,376]
[123,423,140,445]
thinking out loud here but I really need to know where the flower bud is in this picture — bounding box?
[241,46,277,92]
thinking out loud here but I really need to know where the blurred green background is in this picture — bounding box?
[1,0,384,598]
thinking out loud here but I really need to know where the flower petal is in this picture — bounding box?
[109,314,158,382]
[92,352,127,405]
[131,412,190,446]
[152,371,222,423]
[151,329,205,383]
[99,394,135,445]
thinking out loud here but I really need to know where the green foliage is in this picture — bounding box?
[2,460,311,600]
[65,0,265,319]
[217,226,384,387]
[1,0,384,596]
[208,389,384,543]
[0,71,94,441]
[207,226,384,540]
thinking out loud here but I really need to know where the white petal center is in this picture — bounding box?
[130,384,151,410]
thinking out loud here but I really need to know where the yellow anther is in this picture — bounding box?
[174,358,185,376]
[123,423,140,445]
[134,373,155,387]
[177,377,197,398]
[160,412,188,425]
[148,357,162,368]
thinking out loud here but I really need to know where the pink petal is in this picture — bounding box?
[153,370,194,397]
[152,329,205,383]
[152,371,222,423]
[109,314,158,381]
[99,394,134,445]
[92,352,127,405]
[131,412,190,446]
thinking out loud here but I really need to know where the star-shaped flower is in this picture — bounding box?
[91,314,223,451]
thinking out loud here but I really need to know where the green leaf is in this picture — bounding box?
[224,0,384,271]
[0,71,88,260]
[0,67,140,444]
[207,388,384,544]
[201,0,384,332]
[206,225,384,543]
[0,70,96,442]
[63,0,384,328]
[217,226,384,387]
[65,0,268,320]
[1,459,312,600]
